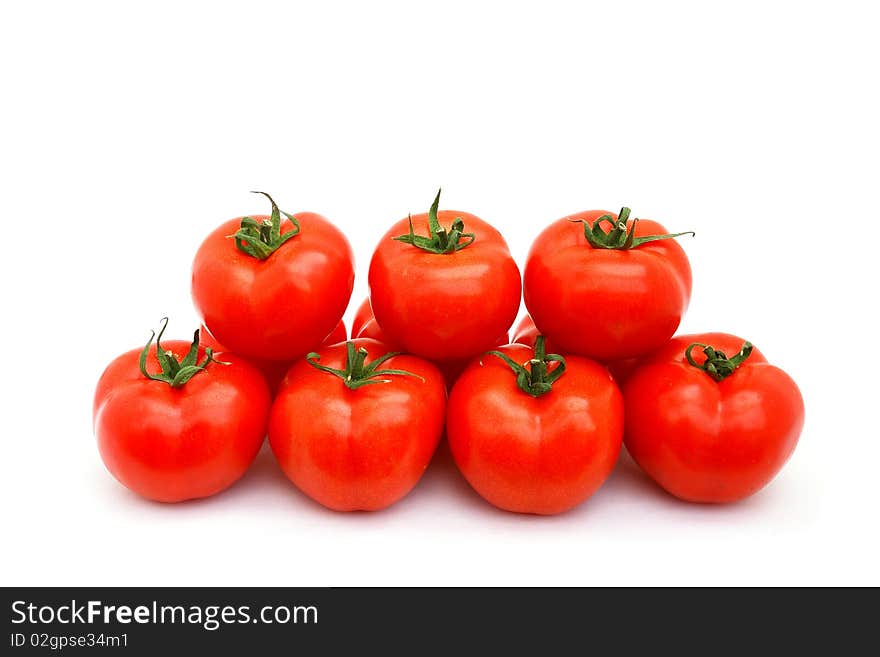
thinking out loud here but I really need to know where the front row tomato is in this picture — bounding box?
[269,339,447,511]
[447,338,623,514]
[623,333,804,503]
[93,319,271,503]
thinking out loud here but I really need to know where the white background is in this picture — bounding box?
[1,1,877,586]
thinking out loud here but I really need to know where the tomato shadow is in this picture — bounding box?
[115,441,334,515]
[231,439,489,520]
[603,448,674,502]
[410,441,622,523]
[413,444,775,523]
[408,437,496,510]
[597,447,778,516]
[231,442,302,493]
[117,438,774,520]
[231,442,354,516]
[407,440,650,522]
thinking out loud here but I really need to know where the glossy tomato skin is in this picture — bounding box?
[192,212,354,361]
[199,320,346,394]
[368,210,521,361]
[524,211,692,362]
[447,344,624,514]
[94,341,271,503]
[623,333,804,503]
[269,338,447,511]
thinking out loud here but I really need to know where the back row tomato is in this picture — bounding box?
[368,190,521,362]
[191,192,354,361]
[524,207,693,362]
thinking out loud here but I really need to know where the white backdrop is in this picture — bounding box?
[1,1,877,586]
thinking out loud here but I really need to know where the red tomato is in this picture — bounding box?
[93,319,271,502]
[623,332,804,503]
[368,190,521,361]
[524,207,692,362]
[269,339,447,511]
[199,320,346,394]
[447,338,623,514]
[192,192,354,360]
[351,298,373,337]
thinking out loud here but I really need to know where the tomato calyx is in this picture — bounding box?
[571,207,694,250]
[485,336,566,398]
[227,191,301,259]
[392,188,476,254]
[306,341,425,390]
[685,340,754,381]
[139,318,226,388]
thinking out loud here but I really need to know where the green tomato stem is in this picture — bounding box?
[139,318,225,387]
[485,336,566,398]
[306,341,424,390]
[685,341,754,381]
[392,189,475,254]
[227,191,301,259]
[571,206,694,250]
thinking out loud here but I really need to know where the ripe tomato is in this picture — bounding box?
[524,207,692,361]
[192,192,354,360]
[447,338,623,514]
[269,339,447,511]
[368,190,521,361]
[93,319,271,503]
[623,332,804,503]
[199,320,346,393]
